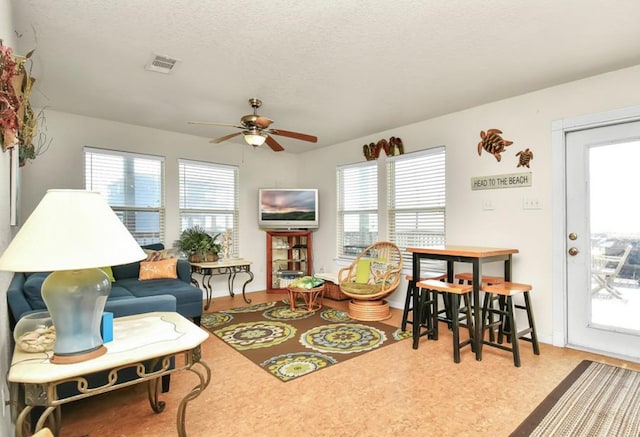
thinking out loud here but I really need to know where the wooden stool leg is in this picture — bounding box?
[412,284,422,349]
[497,295,508,344]
[431,289,439,341]
[523,291,540,355]
[412,286,438,349]
[505,296,521,367]
[401,279,415,331]
[463,294,474,352]
[437,291,452,328]
[481,292,495,342]
[450,294,461,363]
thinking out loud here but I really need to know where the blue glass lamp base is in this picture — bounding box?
[42,268,111,364]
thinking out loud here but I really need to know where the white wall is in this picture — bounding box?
[0,0,17,434]
[19,111,301,294]
[299,63,640,343]
[13,54,640,347]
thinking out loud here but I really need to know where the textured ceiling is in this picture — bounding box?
[10,0,640,153]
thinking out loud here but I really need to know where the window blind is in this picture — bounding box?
[84,147,165,245]
[336,161,378,257]
[178,159,239,257]
[388,147,446,271]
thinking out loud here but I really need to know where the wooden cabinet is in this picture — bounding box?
[266,230,313,292]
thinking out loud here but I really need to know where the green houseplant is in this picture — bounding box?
[177,225,221,262]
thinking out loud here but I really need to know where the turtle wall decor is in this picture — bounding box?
[363,136,404,161]
[516,148,534,168]
[477,128,513,162]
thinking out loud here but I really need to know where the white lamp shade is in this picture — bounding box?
[0,189,146,272]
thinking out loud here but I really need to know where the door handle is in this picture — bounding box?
[568,247,579,256]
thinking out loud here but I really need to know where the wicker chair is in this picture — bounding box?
[338,242,403,321]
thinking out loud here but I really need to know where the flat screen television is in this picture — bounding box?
[258,188,319,229]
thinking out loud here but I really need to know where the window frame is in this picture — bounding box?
[387,147,446,271]
[336,160,379,259]
[178,158,239,257]
[84,147,165,245]
[335,146,446,273]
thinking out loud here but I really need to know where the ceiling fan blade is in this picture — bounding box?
[210,132,242,144]
[265,135,285,152]
[270,129,318,143]
[189,121,243,129]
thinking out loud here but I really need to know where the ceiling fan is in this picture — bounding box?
[188,98,318,152]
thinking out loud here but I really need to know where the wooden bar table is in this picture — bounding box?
[407,245,519,361]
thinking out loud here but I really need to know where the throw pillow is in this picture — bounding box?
[355,259,372,283]
[371,261,397,284]
[99,266,116,282]
[139,258,178,280]
[143,248,178,262]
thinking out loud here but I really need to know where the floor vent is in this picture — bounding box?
[145,54,180,74]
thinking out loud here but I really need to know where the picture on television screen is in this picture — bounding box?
[260,189,318,227]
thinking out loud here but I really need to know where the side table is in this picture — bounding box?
[190,259,253,309]
[8,312,210,437]
[287,285,326,313]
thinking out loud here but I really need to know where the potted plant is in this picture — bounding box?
[177,226,221,262]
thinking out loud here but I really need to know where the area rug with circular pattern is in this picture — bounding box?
[201,300,410,382]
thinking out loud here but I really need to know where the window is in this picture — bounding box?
[335,147,446,271]
[388,147,446,268]
[178,159,239,256]
[85,147,164,245]
[336,161,378,257]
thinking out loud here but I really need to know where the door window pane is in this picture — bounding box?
[589,141,640,333]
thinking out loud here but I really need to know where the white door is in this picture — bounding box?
[566,121,640,359]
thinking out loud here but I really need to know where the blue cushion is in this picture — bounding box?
[23,272,51,310]
[116,278,201,306]
[108,285,134,299]
[112,262,140,281]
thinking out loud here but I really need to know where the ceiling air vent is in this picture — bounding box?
[145,54,180,74]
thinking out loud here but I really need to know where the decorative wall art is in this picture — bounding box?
[515,148,534,168]
[477,128,513,162]
[470,172,532,191]
[10,145,19,226]
[363,136,404,161]
[0,40,49,166]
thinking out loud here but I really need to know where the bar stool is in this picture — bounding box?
[480,282,540,367]
[454,273,504,331]
[401,273,446,331]
[413,279,474,363]
[454,272,504,286]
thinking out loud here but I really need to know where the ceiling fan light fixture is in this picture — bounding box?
[243,132,267,147]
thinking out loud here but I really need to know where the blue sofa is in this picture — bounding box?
[7,244,203,328]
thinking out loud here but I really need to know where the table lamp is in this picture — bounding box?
[0,189,146,364]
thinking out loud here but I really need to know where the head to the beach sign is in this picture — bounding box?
[471,172,532,190]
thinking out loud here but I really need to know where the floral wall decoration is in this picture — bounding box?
[0,39,49,165]
[363,136,404,161]
[477,128,513,162]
